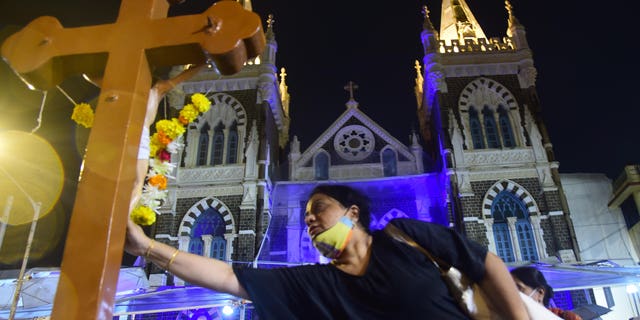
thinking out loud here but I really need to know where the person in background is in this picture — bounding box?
[125,184,529,319]
[511,266,583,320]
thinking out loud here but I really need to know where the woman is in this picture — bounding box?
[125,184,528,319]
[511,266,582,320]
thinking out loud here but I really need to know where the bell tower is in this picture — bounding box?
[417,0,580,264]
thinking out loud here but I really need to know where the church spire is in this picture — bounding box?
[414,60,424,108]
[422,5,436,33]
[421,5,439,54]
[265,13,275,40]
[439,0,487,43]
[505,0,521,28]
[279,67,290,117]
[504,0,529,50]
[260,14,278,67]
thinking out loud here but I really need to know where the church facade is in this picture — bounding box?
[144,0,588,316]
[149,0,578,279]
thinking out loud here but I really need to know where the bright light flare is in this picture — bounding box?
[0,130,64,225]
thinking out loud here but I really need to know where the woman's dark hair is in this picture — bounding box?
[510,266,554,306]
[309,184,371,233]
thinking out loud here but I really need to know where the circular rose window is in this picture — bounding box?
[333,125,375,161]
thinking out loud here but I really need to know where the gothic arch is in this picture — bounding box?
[193,93,247,129]
[457,78,523,149]
[380,145,398,177]
[481,179,547,262]
[482,180,539,217]
[313,149,330,180]
[178,197,236,261]
[179,197,236,236]
[185,93,247,167]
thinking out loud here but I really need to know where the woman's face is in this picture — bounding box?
[513,278,544,305]
[304,193,349,237]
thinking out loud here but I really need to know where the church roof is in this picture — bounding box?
[293,94,415,169]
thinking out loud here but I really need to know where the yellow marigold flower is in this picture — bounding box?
[148,174,168,190]
[155,119,185,139]
[180,104,199,123]
[191,93,211,113]
[149,136,163,157]
[71,103,94,128]
[131,205,156,226]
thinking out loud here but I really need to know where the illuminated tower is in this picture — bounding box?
[148,14,290,286]
[417,0,580,264]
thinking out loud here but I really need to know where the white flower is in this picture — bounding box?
[149,159,176,176]
[166,136,184,154]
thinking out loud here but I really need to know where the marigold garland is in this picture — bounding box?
[70,93,211,226]
[71,103,94,128]
[131,92,211,226]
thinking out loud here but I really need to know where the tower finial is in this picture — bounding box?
[422,5,436,31]
[265,14,275,38]
[267,14,275,29]
[504,0,521,27]
[422,5,430,19]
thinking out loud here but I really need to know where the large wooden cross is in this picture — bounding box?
[1,1,264,318]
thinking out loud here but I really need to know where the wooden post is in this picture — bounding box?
[1,1,264,318]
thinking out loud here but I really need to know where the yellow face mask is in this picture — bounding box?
[309,216,354,259]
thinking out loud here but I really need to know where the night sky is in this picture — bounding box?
[0,0,637,266]
[1,0,636,181]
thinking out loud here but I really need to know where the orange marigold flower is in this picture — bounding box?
[156,131,173,146]
[148,174,168,190]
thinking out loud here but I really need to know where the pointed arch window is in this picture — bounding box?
[314,153,329,180]
[498,105,515,148]
[493,223,515,262]
[189,208,226,260]
[210,123,225,165]
[469,107,484,149]
[516,220,538,261]
[483,106,500,148]
[226,121,238,164]
[491,191,538,262]
[382,148,397,177]
[210,237,226,261]
[196,124,210,166]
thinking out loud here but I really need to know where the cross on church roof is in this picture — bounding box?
[344,81,358,101]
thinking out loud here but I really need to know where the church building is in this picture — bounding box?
[151,0,578,279]
[5,1,640,319]
[136,0,603,317]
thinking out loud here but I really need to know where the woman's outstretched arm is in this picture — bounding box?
[124,219,249,299]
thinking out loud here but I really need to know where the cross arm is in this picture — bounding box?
[146,1,265,75]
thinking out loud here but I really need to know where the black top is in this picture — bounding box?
[234,218,488,319]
